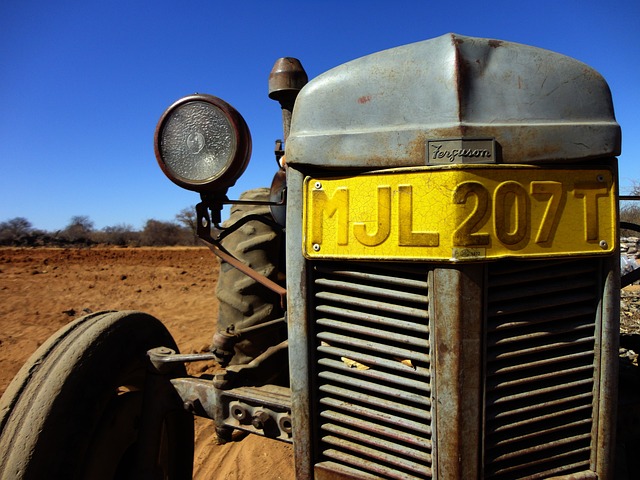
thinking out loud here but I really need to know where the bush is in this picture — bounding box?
[0,206,201,247]
[621,183,640,237]
[140,219,189,246]
[93,224,140,246]
[0,217,34,245]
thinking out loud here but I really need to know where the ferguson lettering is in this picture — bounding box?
[430,144,492,163]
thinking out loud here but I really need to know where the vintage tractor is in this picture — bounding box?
[1,33,634,479]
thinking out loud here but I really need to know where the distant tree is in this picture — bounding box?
[61,215,95,244]
[0,217,33,245]
[621,182,640,237]
[176,206,199,245]
[95,223,138,246]
[140,219,185,246]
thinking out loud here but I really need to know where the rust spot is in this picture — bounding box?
[358,95,372,104]
[488,40,503,48]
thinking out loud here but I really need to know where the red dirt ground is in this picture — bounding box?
[0,247,294,479]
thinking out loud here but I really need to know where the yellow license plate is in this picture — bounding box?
[303,165,616,261]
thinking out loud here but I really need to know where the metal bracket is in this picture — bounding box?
[147,347,217,372]
[170,377,293,443]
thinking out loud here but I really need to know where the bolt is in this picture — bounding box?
[599,240,608,249]
[279,415,293,434]
[231,404,248,422]
[313,244,321,252]
[597,175,605,182]
[251,410,270,430]
[314,181,322,190]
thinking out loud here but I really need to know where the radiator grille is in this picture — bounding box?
[312,263,433,480]
[484,259,600,479]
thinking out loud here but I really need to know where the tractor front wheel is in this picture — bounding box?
[0,310,194,480]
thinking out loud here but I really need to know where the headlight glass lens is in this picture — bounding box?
[159,101,237,184]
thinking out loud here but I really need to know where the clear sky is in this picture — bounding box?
[1,0,638,231]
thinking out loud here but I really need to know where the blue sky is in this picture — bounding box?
[1,0,638,231]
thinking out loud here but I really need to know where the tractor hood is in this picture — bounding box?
[286,33,621,168]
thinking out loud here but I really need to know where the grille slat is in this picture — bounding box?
[313,262,432,479]
[487,334,595,358]
[322,450,427,480]
[487,418,593,451]
[489,404,593,438]
[489,449,592,480]
[322,435,428,474]
[487,364,594,391]
[315,277,429,304]
[318,345,430,378]
[484,258,599,480]
[486,305,595,332]
[315,265,429,289]
[317,371,430,406]
[317,332,429,363]
[486,291,597,317]
[488,394,593,423]
[316,291,427,319]
[317,317,427,347]
[317,304,428,333]
[487,276,596,302]
[318,358,430,393]
[489,440,592,470]
[320,410,432,449]
[321,423,432,462]
[487,260,597,286]
[319,384,430,420]
[488,378,593,406]
[320,397,430,433]
[488,349,594,376]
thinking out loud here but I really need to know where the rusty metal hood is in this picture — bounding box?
[286,33,621,168]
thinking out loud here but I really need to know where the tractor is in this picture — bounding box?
[2,33,637,479]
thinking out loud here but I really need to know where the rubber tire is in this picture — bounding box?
[216,188,286,368]
[0,310,194,480]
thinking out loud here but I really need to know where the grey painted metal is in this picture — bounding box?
[431,265,484,479]
[596,253,620,479]
[285,167,315,479]
[287,33,620,169]
[281,33,621,479]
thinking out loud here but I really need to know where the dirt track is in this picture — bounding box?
[0,247,293,479]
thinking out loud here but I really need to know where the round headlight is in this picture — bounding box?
[154,94,251,193]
